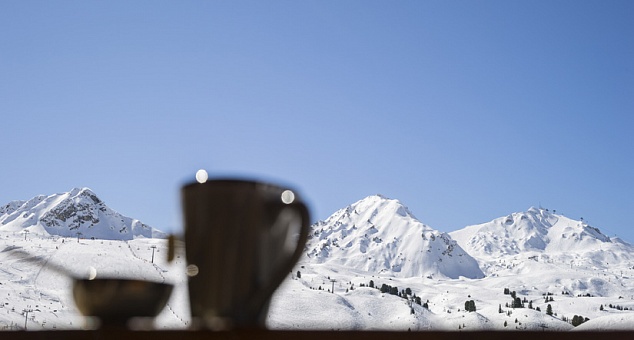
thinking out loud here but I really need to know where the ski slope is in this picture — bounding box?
[1,191,633,331]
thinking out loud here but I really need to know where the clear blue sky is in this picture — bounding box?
[1,1,633,242]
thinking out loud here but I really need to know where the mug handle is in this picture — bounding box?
[167,234,176,263]
[245,200,311,323]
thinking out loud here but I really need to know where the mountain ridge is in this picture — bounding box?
[449,206,633,260]
[306,195,484,279]
[0,188,166,240]
[0,192,633,330]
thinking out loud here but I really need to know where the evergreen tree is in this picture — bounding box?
[369,280,375,288]
[571,315,589,327]
[504,321,508,327]
[546,304,553,316]
[296,270,301,279]
[499,304,503,313]
[463,300,477,312]
[528,300,533,309]
[380,284,389,294]
[405,287,412,296]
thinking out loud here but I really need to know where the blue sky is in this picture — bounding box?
[1,1,633,242]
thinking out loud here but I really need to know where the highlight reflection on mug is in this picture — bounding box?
[186,264,199,277]
[281,190,295,204]
[195,169,208,184]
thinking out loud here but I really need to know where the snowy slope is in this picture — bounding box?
[269,204,634,330]
[1,196,633,331]
[450,207,634,273]
[449,207,629,257]
[0,231,188,330]
[306,195,483,279]
[0,188,166,240]
[449,207,634,299]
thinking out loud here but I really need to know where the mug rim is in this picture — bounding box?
[182,177,297,192]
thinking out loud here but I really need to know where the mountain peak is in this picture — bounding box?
[69,187,94,197]
[365,194,392,202]
[348,194,417,221]
[0,189,165,240]
[309,196,484,279]
[451,207,627,259]
[67,187,103,206]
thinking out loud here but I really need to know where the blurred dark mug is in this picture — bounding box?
[181,179,310,329]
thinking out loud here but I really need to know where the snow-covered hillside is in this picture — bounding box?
[0,188,166,240]
[0,231,188,330]
[269,203,634,330]
[450,207,627,258]
[306,195,483,279]
[449,207,634,297]
[0,193,632,331]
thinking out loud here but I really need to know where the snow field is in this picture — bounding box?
[1,192,633,331]
[1,229,633,331]
[0,232,187,330]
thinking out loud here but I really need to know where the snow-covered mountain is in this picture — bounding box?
[0,188,166,240]
[449,207,629,258]
[1,194,633,331]
[306,195,484,279]
[449,207,634,298]
[269,203,634,331]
